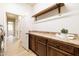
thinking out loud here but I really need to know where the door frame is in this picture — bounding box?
[6,12,18,37]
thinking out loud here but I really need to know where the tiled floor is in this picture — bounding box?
[0,35,36,56]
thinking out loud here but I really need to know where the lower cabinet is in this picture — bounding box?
[36,41,47,56]
[47,45,72,56]
[29,34,47,56]
[29,34,36,52]
[29,34,79,56]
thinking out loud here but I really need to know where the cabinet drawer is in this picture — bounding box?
[48,39,75,55]
[47,39,59,48]
[59,42,75,55]
[37,36,47,44]
[37,41,47,56]
[47,45,72,56]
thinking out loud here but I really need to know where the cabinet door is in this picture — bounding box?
[35,36,38,54]
[29,34,36,52]
[47,45,72,56]
[37,41,47,56]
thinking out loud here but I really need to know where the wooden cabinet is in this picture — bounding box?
[29,34,47,56]
[74,48,79,56]
[47,39,73,56]
[36,41,47,56]
[36,36,47,56]
[58,42,75,55]
[29,34,36,52]
[47,45,72,56]
[29,33,79,56]
[47,39,75,55]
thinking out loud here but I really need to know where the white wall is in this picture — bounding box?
[32,3,79,34]
[0,3,79,49]
[0,9,4,26]
[0,3,34,49]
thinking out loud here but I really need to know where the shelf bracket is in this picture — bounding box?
[56,3,61,14]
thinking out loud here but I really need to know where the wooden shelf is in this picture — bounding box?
[32,3,64,17]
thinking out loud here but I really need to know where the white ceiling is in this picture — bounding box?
[6,3,36,21]
[25,3,36,6]
[6,12,18,21]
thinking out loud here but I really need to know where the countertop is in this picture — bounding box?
[29,31,79,48]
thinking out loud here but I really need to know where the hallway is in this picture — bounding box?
[0,36,36,56]
[0,12,37,56]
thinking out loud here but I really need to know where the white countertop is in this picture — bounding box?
[29,31,79,48]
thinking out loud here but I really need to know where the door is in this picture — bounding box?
[37,41,47,56]
[29,34,36,52]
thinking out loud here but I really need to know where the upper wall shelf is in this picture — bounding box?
[32,3,64,17]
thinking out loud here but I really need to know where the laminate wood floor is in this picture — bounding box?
[0,36,36,56]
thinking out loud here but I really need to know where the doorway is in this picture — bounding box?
[6,12,18,42]
[7,21,15,36]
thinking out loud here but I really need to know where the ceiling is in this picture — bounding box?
[26,3,36,6]
[6,3,36,21]
[6,12,18,21]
